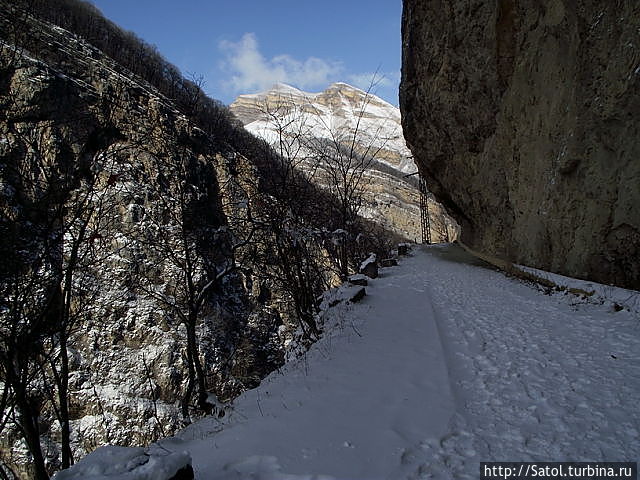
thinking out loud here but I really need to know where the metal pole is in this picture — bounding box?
[419,175,431,244]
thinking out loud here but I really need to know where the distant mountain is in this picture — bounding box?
[231,83,456,242]
[232,82,415,174]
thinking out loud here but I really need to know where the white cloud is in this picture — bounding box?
[347,71,399,93]
[219,33,343,94]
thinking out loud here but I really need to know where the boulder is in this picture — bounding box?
[348,274,369,286]
[380,258,398,268]
[349,287,367,303]
[359,254,378,279]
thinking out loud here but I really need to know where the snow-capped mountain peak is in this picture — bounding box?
[230,82,414,173]
[228,82,456,243]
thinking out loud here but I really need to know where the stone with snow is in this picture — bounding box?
[397,243,410,256]
[52,445,193,480]
[349,287,366,303]
[319,284,368,310]
[359,253,378,279]
[348,274,368,286]
[380,258,398,268]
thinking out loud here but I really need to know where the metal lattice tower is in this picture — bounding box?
[419,175,431,244]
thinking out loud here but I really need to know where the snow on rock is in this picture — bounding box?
[231,82,414,173]
[347,273,368,286]
[515,264,640,314]
[359,253,377,271]
[317,282,369,310]
[379,258,398,268]
[397,243,411,256]
[359,253,378,279]
[52,445,192,480]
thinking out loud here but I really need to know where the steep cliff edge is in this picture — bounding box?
[400,0,640,289]
[0,10,281,477]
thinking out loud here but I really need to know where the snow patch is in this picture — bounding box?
[359,253,377,271]
[52,445,191,480]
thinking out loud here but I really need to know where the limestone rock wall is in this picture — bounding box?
[400,0,640,289]
[0,8,287,476]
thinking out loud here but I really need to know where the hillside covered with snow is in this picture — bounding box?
[232,82,414,174]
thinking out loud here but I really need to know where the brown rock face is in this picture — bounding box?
[400,0,640,289]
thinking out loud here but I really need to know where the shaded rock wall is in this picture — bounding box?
[0,45,272,470]
[401,0,640,289]
[0,8,287,476]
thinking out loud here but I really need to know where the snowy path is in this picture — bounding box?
[163,244,640,479]
[404,246,640,478]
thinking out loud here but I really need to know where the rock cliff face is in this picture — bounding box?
[0,6,295,477]
[400,0,640,289]
[231,83,456,242]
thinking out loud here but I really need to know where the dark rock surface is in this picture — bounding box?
[349,287,367,303]
[401,0,640,289]
[169,465,195,480]
[380,258,398,268]
[348,275,369,286]
[360,255,379,279]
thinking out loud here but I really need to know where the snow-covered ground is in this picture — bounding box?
[63,244,640,479]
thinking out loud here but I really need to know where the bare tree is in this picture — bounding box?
[128,126,258,421]
[0,32,142,474]
[44,143,131,470]
[267,75,394,279]
[232,96,342,340]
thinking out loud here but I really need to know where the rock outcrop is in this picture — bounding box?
[400,0,640,289]
[0,27,275,480]
[0,4,320,477]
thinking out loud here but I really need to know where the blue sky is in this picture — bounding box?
[87,1,403,106]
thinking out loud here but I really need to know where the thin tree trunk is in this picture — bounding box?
[58,332,72,468]
[181,344,195,420]
[15,392,49,480]
[186,315,209,413]
[182,316,210,417]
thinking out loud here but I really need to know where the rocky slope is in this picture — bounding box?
[0,4,345,478]
[1,23,264,480]
[400,0,640,289]
[232,82,415,173]
[231,83,456,242]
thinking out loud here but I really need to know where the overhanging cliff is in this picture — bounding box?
[400,0,640,289]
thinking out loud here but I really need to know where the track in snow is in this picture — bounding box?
[163,244,640,479]
[403,246,640,479]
